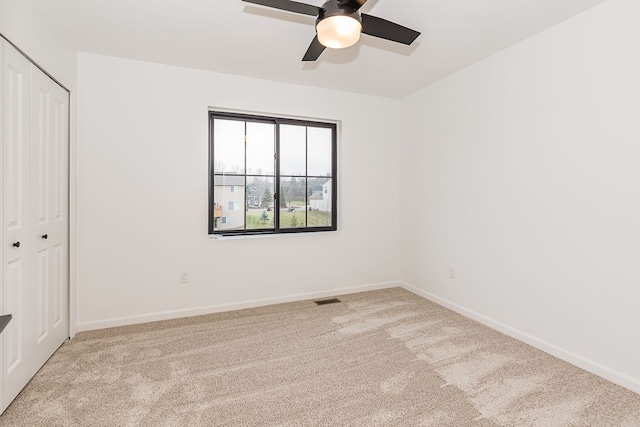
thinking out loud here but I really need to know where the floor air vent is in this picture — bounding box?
[314,298,342,306]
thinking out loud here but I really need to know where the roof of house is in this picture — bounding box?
[213,175,245,186]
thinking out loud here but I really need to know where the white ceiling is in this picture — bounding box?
[37,0,605,98]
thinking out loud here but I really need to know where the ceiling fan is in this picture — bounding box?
[242,0,421,61]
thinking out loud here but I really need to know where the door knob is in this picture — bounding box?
[42,234,48,239]
[12,242,20,248]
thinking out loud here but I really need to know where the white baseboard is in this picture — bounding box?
[399,281,640,395]
[76,281,399,332]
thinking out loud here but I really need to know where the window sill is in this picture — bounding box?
[208,229,336,241]
[208,233,286,241]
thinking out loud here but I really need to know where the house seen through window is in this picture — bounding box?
[209,111,337,236]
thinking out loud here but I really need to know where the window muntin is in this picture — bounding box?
[209,112,337,236]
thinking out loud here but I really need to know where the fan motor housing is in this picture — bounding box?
[317,0,362,26]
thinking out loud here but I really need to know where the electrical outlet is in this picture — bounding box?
[449,267,456,279]
[180,271,189,284]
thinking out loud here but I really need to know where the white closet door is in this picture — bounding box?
[2,40,33,410]
[30,65,69,369]
[0,38,4,411]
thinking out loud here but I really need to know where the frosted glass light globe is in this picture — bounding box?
[316,15,362,49]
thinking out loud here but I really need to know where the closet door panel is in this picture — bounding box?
[32,69,51,347]
[30,66,68,369]
[2,40,32,410]
[50,87,68,338]
[1,39,69,415]
[0,38,4,411]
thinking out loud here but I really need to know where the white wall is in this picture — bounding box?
[399,0,640,392]
[0,0,76,88]
[76,53,400,329]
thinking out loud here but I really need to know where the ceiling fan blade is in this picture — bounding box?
[340,0,368,11]
[361,14,420,45]
[242,0,321,17]
[302,36,326,61]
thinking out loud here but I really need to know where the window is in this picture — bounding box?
[209,111,337,236]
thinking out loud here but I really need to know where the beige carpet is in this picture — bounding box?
[1,287,639,426]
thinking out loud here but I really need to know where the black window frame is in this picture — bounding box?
[208,111,338,236]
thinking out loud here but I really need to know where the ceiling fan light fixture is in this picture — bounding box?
[316,15,362,49]
[241,0,421,62]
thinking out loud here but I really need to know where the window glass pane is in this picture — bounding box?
[307,127,332,177]
[214,119,245,174]
[213,175,245,231]
[246,176,275,229]
[246,122,275,175]
[308,178,332,227]
[280,124,306,176]
[280,177,307,229]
